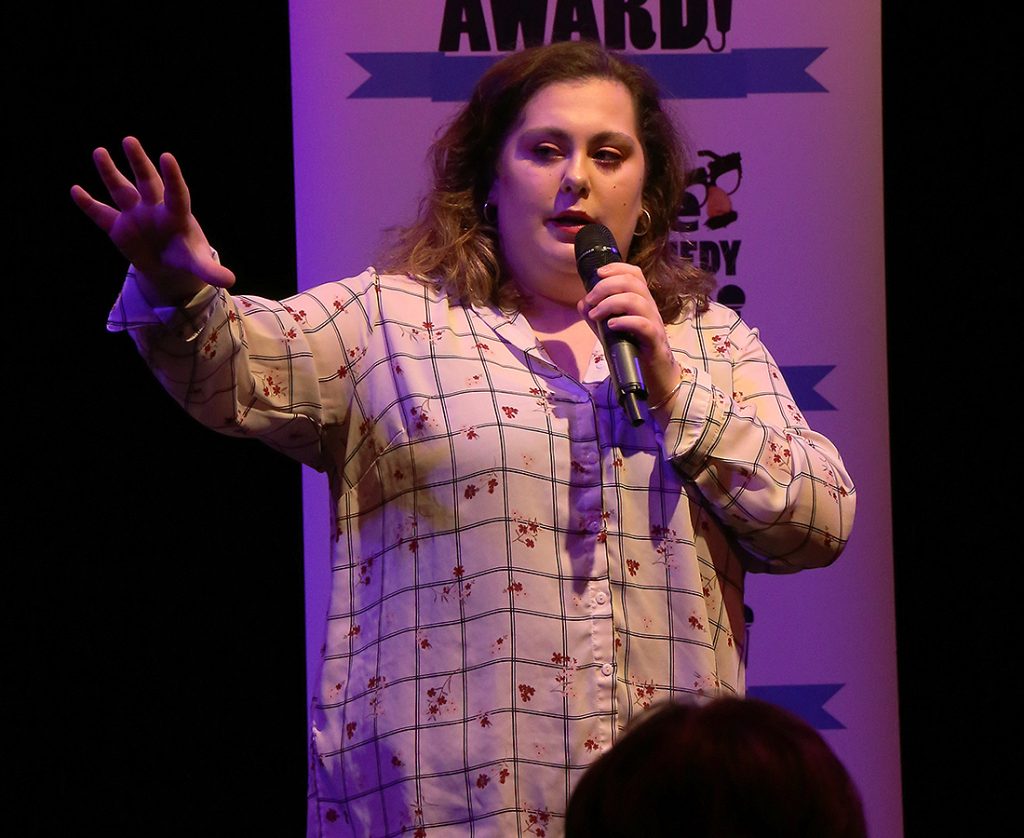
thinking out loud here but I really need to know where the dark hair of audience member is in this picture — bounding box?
[565,697,867,838]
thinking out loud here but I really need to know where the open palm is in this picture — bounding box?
[72,136,235,305]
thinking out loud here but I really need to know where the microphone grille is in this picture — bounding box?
[574,223,620,279]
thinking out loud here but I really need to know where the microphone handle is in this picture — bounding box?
[585,272,647,427]
[574,224,647,426]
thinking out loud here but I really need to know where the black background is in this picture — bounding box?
[14,3,1006,834]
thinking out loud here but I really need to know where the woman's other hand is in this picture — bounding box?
[71,136,235,306]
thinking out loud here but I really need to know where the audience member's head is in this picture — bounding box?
[566,697,867,837]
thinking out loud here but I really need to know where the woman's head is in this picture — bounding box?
[452,40,686,243]
[382,41,711,316]
[486,75,648,307]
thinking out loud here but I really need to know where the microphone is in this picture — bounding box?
[574,223,647,426]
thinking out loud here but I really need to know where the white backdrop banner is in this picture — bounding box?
[290,1,897,833]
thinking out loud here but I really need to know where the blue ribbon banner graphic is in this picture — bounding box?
[748,683,845,730]
[347,48,827,102]
[779,365,837,412]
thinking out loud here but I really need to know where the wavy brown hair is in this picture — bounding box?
[381,41,713,320]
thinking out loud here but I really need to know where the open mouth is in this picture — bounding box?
[547,211,595,228]
[546,212,597,242]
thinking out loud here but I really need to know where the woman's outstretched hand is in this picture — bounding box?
[71,136,236,306]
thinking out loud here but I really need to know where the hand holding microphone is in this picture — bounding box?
[574,223,649,426]
[575,223,685,426]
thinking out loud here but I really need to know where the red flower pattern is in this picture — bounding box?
[260,373,284,398]
[357,557,373,586]
[426,675,456,720]
[552,651,579,696]
[404,800,426,838]
[512,515,540,548]
[404,321,442,343]
[367,674,387,717]
[524,807,551,836]
[651,524,679,570]
[438,564,473,603]
[630,676,657,709]
[283,304,307,324]
[201,327,218,358]
[409,400,437,433]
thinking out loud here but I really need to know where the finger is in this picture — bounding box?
[70,184,119,233]
[602,313,659,336]
[122,136,164,205]
[159,152,191,217]
[93,146,141,211]
[204,262,237,289]
[601,314,667,357]
[586,291,655,322]
[585,269,653,303]
[596,262,646,282]
[585,279,645,306]
[187,250,236,289]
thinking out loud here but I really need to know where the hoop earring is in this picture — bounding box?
[482,201,498,225]
[634,208,652,237]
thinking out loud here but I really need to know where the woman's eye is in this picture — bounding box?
[533,144,562,160]
[594,148,623,165]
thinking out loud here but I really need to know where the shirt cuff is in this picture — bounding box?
[106,265,219,341]
[656,364,719,472]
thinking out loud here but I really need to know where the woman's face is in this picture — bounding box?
[489,77,646,307]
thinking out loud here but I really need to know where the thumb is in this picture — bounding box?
[192,245,236,290]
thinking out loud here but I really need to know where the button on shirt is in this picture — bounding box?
[109,268,855,838]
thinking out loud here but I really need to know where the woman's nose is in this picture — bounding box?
[561,156,590,197]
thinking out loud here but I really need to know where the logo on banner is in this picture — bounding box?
[674,148,836,413]
[675,147,742,274]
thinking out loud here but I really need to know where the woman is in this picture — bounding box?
[74,41,854,838]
